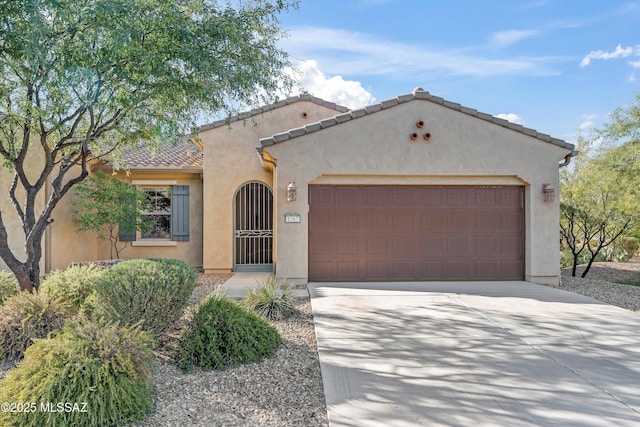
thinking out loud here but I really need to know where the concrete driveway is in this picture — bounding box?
[309,281,640,427]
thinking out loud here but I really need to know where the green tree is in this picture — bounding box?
[0,0,295,291]
[72,171,150,259]
[560,128,640,277]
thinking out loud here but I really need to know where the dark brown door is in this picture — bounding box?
[308,185,524,281]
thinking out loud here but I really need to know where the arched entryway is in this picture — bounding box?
[233,181,273,271]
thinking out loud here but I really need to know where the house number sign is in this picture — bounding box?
[284,213,301,223]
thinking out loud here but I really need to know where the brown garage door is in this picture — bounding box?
[309,185,524,281]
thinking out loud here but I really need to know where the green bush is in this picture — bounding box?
[621,237,639,256]
[0,292,72,360]
[176,296,281,372]
[0,271,19,305]
[242,274,296,320]
[94,258,197,336]
[40,264,104,313]
[0,319,154,427]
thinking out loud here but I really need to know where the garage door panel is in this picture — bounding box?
[368,211,390,229]
[421,187,443,206]
[337,261,360,280]
[446,211,469,231]
[446,188,470,205]
[393,211,416,231]
[498,212,523,231]
[423,235,445,255]
[309,185,524,281]
[364,259,393,279]
[336,236,359,256]
[336,187,362,206]
[366,236,388,255]
[446,235,469,256]
[444,260,472,279]
[309,235,336,256]
[474,212,496,231]
[500,235,524,255]
[472,234,497,254]
[392,260,418,279]
[422,212,446,231]
[475,187,497,205]
[422,262,444,279]
[474,261,498,279]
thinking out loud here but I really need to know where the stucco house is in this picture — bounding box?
[2,88,575,285]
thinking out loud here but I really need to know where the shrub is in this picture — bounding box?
[0,271,19,305]
[175,296,281,372]
[0,318,154,427]
[621,237,639,255]
[242,274,296,320]
[0,292,72,360]
[40,264,105,313]
[94,258,197,336]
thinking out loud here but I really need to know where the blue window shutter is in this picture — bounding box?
[172,185,189,241]
[119,195,137,242]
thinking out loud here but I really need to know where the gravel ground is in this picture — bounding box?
[139,273,328,427]
[2,264,640,426]
[552,257,640,313]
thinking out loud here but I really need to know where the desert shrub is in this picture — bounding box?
[242,274,296,320]
[0,292,72,360]
[621,237,639,255]
[0,271,19,305]
[175,295,281,372]
[40,264,105,313]
[0,318,154,427]
[93,258,197,336]
[560,248,574,268]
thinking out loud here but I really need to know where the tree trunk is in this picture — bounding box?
[571,255,578,277]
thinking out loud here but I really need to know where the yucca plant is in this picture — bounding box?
[242,274,296,320]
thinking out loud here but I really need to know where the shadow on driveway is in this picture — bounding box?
[309,281,640,427]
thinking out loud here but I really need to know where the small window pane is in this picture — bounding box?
[142,214,171,239]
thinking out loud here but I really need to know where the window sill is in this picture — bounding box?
[131,240,177,247]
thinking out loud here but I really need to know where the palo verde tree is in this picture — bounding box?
[0,0,295,291]
[560,97,640,277]
[72,171,150,259]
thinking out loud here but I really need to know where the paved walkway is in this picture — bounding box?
[219,272,309,299]
[309,281,640,427]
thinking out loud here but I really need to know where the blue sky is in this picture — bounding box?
[276,0,640,144]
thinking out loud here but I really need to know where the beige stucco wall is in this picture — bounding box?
[264,100,571,285]
[47,170,203,272]
[0,143,46,275]
[199,101,346,273]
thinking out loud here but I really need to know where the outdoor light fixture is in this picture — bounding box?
[542,183,555,202]
[287,181,297,202]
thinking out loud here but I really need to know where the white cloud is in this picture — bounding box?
[286,60,376,109]
[490,30,539,48]
[580,44,638,67]
[494,113,525,125]
[630,60,640,68]
[281,27,559,80]
[630,72,637,82]
[579,120,594,130]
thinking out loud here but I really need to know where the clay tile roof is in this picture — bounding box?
[122,139,203,169]
[198,93,349,132]
[259,88,576,152]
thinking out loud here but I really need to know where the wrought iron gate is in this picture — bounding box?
[233,181,273,271]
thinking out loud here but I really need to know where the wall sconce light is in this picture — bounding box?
[542,183,555,202]
[287,181,297,202]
